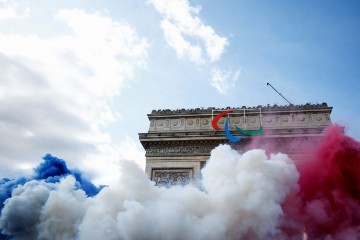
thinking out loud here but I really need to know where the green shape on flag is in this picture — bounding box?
[235,124,264,136]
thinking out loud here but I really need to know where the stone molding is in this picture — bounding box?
[143,135,319,157]
[139,127,326,142]
[150,103,331,115]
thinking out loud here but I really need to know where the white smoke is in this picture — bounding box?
[0,145,299,240]
[0,181,56,239]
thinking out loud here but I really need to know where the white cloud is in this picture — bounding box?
[0,9,148,184]
[81,137,145,186]
[210,68,240,94]
[0,0,29,19]
[148,0,227,64]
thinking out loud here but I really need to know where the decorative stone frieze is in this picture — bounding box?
[145,145,216,156]
[152,169,193,187]
[147,104,332,133]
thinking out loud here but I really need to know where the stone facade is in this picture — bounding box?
[139,103,333,186]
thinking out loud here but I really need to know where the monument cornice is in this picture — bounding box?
[149,103,332,116]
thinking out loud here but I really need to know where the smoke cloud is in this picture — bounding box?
[0,125,359,239]
[282,125,360,239]
[0,146,298,239]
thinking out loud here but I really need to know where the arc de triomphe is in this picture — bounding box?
[139,103,332,187]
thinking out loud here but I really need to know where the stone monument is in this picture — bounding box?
[139,103,332,187]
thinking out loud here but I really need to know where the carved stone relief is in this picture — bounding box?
[275,115,281,123]
[152,169,192,187]
[202,119,209,125]
[297,114,306,122]
[249,116,256,123]
[171,119,179,126]
[265,116,272,123]
[146,145,215,156]
[282,115,289,122]
[314,114,323,122]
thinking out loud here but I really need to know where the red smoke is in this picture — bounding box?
[282,125,360,239]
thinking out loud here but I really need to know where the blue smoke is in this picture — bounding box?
[0,177,27,210]
[0,154,104,210]
[34,154,71,180]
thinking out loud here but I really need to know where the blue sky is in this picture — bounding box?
[0,0,359,185]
